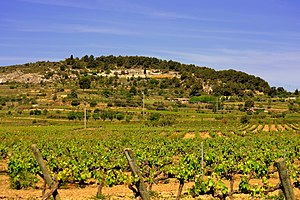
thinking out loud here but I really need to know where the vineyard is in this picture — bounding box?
[1,116,300,199]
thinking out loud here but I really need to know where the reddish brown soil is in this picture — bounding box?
[256,124,263,132]
[183,132,195,139]
[1,175,192,200]
[2,168,300,200]
[263,125,269,132]
[270,124,278,132]
[3,174,300,199]
[277,124,285,131]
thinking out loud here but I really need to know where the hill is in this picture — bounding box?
[0,55,271,97]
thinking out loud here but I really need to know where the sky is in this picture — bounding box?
[0,0,300,91]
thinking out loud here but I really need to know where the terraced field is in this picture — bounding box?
[239,123,299,133]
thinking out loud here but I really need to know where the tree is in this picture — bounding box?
[277,87,286,94]
[82,55,89,62]
[90,100,97,107]
[189,84,202,96]
[66,54,75,65]
[129,86,137,95]
[68,90,78,98]
[79,77,91,90]
[71,99,80,106]
[244,99,254,110]
[268,87,277,97]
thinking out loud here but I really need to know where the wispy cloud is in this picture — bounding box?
[4,17,139,36]
[18,0,224,22]
[19,0,94,10]
[18,0,145,14]
[156,48,300,69]
[149,11,224,22]
[19,24,138,36]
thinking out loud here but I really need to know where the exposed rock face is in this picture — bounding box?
[0,70,44,84]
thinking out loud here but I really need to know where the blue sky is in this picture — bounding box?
[1,0,300,91]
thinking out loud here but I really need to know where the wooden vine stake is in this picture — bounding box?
[124,148,150,200]
[275,158,295,200]
[31,144,61,200]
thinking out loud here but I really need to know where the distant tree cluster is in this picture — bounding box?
[62,55,271,97]
[67,109,130,122]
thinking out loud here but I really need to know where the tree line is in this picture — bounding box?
[64,55,272,97]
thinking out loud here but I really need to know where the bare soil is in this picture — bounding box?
[1,174,193,200]
[183,132,195,139]
[270,124,278,132]
[252,124,297,133]
[2,172,300,200]
[199,131,211,139]
[262,125,269,132]
[256,125,263,132]
[277,125,285,131]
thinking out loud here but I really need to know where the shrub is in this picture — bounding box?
[159,115,176,126]
[90,100,97,107]
[125,114,133,122]
[153,102,166,111]
[114,99,127,107]
[146,113,177,127]
[52,94,57,101]
[92,113,100,120]
[30,109,42,115]
[190,95,216,103]
[116,113,124,121]
[43,109,48,115]
[107,102,113,107]
[67,111,77,120]
[107,111,115,121]
[68,90,78,98]
[240,115,249,124]
[76,112,84,120]
[149,113,161,121]
[71,100,80,106]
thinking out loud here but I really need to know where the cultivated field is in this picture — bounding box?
[1,108,300,199]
